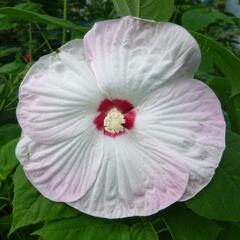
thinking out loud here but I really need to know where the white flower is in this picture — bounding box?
[16,16,225,219]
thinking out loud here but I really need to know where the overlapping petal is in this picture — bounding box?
[135,78,225,200]
[17,39,103,144]
[16,127,104,202]
[68,131,189,218]
[84,16,201,105]
[16,127,189,218]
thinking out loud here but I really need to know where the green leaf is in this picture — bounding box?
[0,81,8,108]
[182,8,233,31]
[206,77,230,104]
[10,166,79,234]
[113,0,139,16]
[230,96,240,133]
[130,222,158,240]
[0,215,12,233]
[198,52,214,73]
[192,31,240,97]
[34,215,129,240]
[0,124,21,149]
[0,21,17,31]
[112,0,174,22]
[0,61,22,74]
[186,130,240,221]
[14,2,42,12]
[0,7,88,33]
[162,205,220,240]
[0,47,21,58]
[206,77,240,133]
[0,138,19,181]
[218,223,240,240]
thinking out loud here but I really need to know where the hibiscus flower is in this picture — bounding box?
[16,16,225,219]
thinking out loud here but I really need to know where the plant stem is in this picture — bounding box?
[34,22,54,52]
[157,227,168,234]
[29,23,32,61]
[0,197,10,202]
[0,203,7,211]
[62,0,68,44]
[108,8,115,18]
[152,217,163,225]
[33,39,50,54]
[3,95,18,111]
[15,231,24,240]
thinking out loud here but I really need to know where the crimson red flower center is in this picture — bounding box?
[93,99,136,137]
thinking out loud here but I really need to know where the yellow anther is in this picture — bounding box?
[104,108,125,134]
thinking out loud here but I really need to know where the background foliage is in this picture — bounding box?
[0,0,240,239]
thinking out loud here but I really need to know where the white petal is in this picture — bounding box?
[15,127,104,202]
[84,16,201,105]
[68,132,189,219]
[17,39,103,144]
[135,79,226,201]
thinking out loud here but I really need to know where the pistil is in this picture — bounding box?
[104,108,126,134]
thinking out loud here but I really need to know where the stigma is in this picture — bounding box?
[104,108,126,134]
